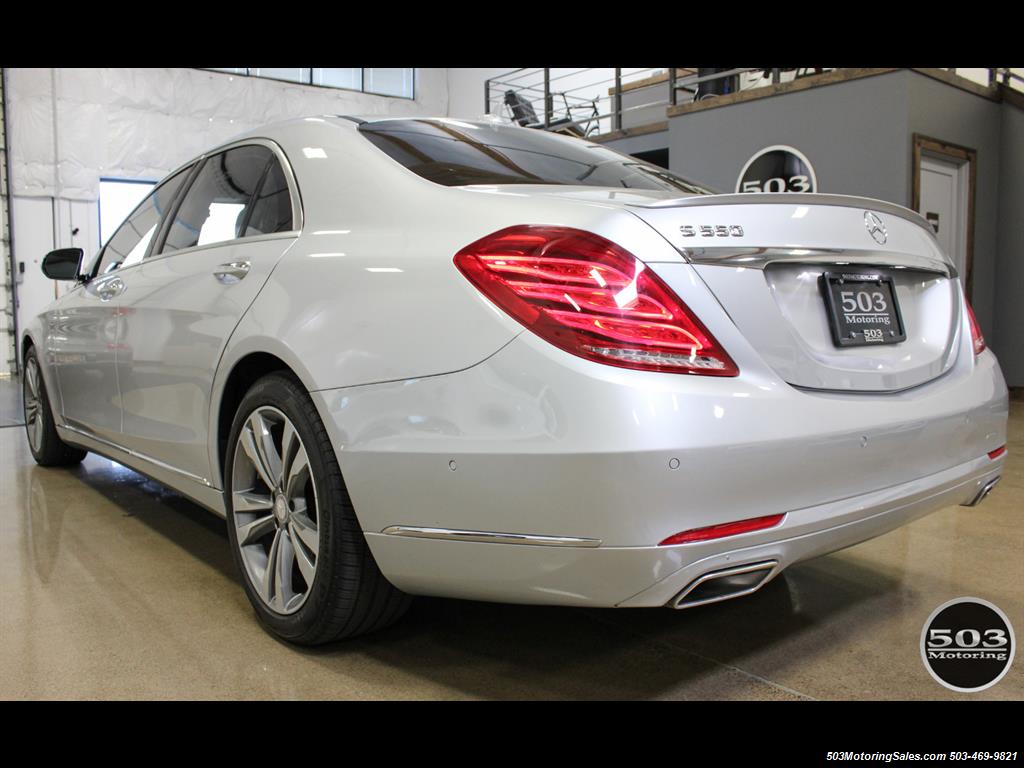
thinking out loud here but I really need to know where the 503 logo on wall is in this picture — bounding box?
[736,145,817,194]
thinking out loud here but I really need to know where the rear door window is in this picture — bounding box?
[244,158,293,236]
[158,145,285,254]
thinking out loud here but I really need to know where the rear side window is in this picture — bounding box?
[244,159,293,236]
[358,118,712,194]
[95,166,191,275]
[159,145,291,253]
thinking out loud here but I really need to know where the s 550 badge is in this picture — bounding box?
[681,225,744,238]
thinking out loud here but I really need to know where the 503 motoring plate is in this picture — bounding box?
[820,271,907,348]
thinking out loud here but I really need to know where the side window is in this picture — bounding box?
[94,166,191,276]
[159,146,274,254]
[244,158,294,235]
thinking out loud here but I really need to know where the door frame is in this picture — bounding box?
[911,133,977,297]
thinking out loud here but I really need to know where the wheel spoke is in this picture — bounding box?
[289,512,319,557]
[233,490,274,513]
[24,401,38,422]
[236,512,276,547]
[285,444,309,500]
[27,362,40,399]
[289,521,317,586]
[241,413,281,491]
[276,529,297,608]
[281,420,298,470]
[33,416,44,449]
[262,529,282,608]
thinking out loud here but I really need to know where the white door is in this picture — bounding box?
[11,197,59,341]
[12,197,102,356]
[918,154,968,280]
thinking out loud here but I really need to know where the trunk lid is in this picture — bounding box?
[628,193,962,392]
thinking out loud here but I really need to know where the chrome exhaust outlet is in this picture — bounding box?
[670,560,779,610]
[962,477,1001,507]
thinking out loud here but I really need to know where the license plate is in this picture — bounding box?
[820,272,906,347]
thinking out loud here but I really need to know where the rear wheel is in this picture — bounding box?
[224,373,411,644]
[23,348,87,467]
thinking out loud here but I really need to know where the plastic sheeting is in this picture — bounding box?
[6,67,449,201]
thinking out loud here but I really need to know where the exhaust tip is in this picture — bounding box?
[962,477,1001,507]
[670,560,778,610]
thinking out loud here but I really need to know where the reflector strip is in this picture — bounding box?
[659,514,785,546]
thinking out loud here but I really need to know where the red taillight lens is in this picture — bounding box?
[966,298,986,355]
[659,514,785,546]
[454,226,738,375]
[988,446,1006,460]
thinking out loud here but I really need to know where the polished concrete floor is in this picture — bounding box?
[0,384,1020,699]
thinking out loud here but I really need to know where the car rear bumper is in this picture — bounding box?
[361,450,1003,607]
[312,330,1008,607]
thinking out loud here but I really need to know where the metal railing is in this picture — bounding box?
[991,67,1024,91]
[484,68,837,136]
[485,68,1023,138]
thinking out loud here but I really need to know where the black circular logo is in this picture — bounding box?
[921,597,1015,692]
[736,145,817,194]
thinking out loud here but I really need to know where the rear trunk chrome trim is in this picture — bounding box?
[629,192,934,231]
[678,246,956,278]
[381,526,602,548]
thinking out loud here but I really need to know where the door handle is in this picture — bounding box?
[92,276,125,302]
[213,261,251,284]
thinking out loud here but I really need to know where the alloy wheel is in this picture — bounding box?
[231,406,320,614]
[24,357,44,453]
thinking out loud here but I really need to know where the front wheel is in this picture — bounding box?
[224,373,410,644]
[23,348,87,467]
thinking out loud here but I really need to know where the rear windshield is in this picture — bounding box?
[358,119,712,194]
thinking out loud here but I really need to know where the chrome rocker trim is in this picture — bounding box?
[381,526,602,548]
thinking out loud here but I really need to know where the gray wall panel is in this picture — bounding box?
[994,102,1024,384]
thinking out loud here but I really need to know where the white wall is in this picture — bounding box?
[8,67,449,201]
[447,67,516,120]
[6,67,449,361]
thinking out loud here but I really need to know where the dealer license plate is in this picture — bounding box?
[820,272,906,347]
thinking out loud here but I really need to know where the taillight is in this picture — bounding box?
[966,298,986,355]
[453,225,738,375]
[659,514,785,546]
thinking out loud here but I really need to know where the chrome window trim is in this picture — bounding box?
[87,138,303,279]
[381,526,602,548]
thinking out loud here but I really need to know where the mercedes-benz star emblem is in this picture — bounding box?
[864,211,887,245]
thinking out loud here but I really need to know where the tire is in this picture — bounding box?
[223,372,411,644]
[22,347,88,467]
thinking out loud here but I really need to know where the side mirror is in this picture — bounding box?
[41,248,84,281]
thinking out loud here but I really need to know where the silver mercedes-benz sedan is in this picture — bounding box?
[22,116,1008,644]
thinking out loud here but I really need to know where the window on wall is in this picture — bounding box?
[203,68,415,99]
[99,179,157,246]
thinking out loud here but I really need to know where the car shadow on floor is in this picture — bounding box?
[296,556,903,700]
